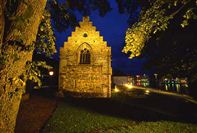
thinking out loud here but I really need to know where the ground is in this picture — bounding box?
[42,98,197,133]
[16,86,197,133]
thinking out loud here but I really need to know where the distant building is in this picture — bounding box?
[140,74,150,87]
[112,75,150,87]
[112,76,133,86]
[160,77,189,93]
[59,17,112,97]
[113,76,128,85]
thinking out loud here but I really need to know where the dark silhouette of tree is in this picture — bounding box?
[144,21,197,95]
[50,0,112,32]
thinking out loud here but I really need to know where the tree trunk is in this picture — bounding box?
[0,0,5,49]
[0,0,47,133]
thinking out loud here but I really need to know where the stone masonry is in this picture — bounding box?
[59,16,112,97]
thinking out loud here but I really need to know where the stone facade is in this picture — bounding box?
[59,17,112,98]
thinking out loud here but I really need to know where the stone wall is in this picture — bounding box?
[59,17,112,98]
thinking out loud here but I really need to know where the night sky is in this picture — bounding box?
[54,0,147,75]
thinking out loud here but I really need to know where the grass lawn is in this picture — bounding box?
[42,96,197,133]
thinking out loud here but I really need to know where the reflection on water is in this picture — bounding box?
[153,77,189,94]
[121,75,190,95]
[160,82,189,94]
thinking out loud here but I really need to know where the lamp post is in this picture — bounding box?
[154,73,158,88]
[154,73,158,80]
[48,70,54,89]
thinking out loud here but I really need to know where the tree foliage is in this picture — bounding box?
[50,0,112,32]
[35,10,56,57]
[144,22,197,85]
[123,0,197,59]
[50,0,78,32]
[23,9,56,87]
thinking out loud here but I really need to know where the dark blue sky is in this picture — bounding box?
[54,0,147,75]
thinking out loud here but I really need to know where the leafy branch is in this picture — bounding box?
[123,0,197,59]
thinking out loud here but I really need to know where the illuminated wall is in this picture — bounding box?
[59,17,112,97]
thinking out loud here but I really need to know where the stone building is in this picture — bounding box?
[59,17,112,97]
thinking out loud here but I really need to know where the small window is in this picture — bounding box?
[80,48,90,64]
[83,33,88,37]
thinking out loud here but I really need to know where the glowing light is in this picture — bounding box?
[49,71,54,76]
[145,90,150,95]
[124,83,133,89]
[136,75,140,78]
[154,73,158,79]
[114,87,120,93]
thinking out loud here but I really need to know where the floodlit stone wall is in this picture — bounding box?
[59,17,112,97]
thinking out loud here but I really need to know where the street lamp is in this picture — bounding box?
[154,73,158,80]
[154,73,158,88]
[49,70,54,76]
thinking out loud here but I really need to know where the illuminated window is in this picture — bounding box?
[80,48,90,64]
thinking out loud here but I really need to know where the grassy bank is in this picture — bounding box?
[42,97,197,133]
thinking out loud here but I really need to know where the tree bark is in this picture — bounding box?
[0,0,47,133]
[0,0,5,49]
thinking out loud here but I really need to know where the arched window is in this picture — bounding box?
[80,48,90,64]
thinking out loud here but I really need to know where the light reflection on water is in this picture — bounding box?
[160,83,189,94]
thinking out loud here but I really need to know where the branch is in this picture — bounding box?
[170,0,192,17]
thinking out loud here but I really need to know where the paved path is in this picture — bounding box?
[115,85,197,122]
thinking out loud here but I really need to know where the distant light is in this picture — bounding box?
[114,87,120,93]
[154,73,158,79]
[145,90,150,95]
[49,71,54,76]
[154,73,158,76]
[124,83,133,89]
